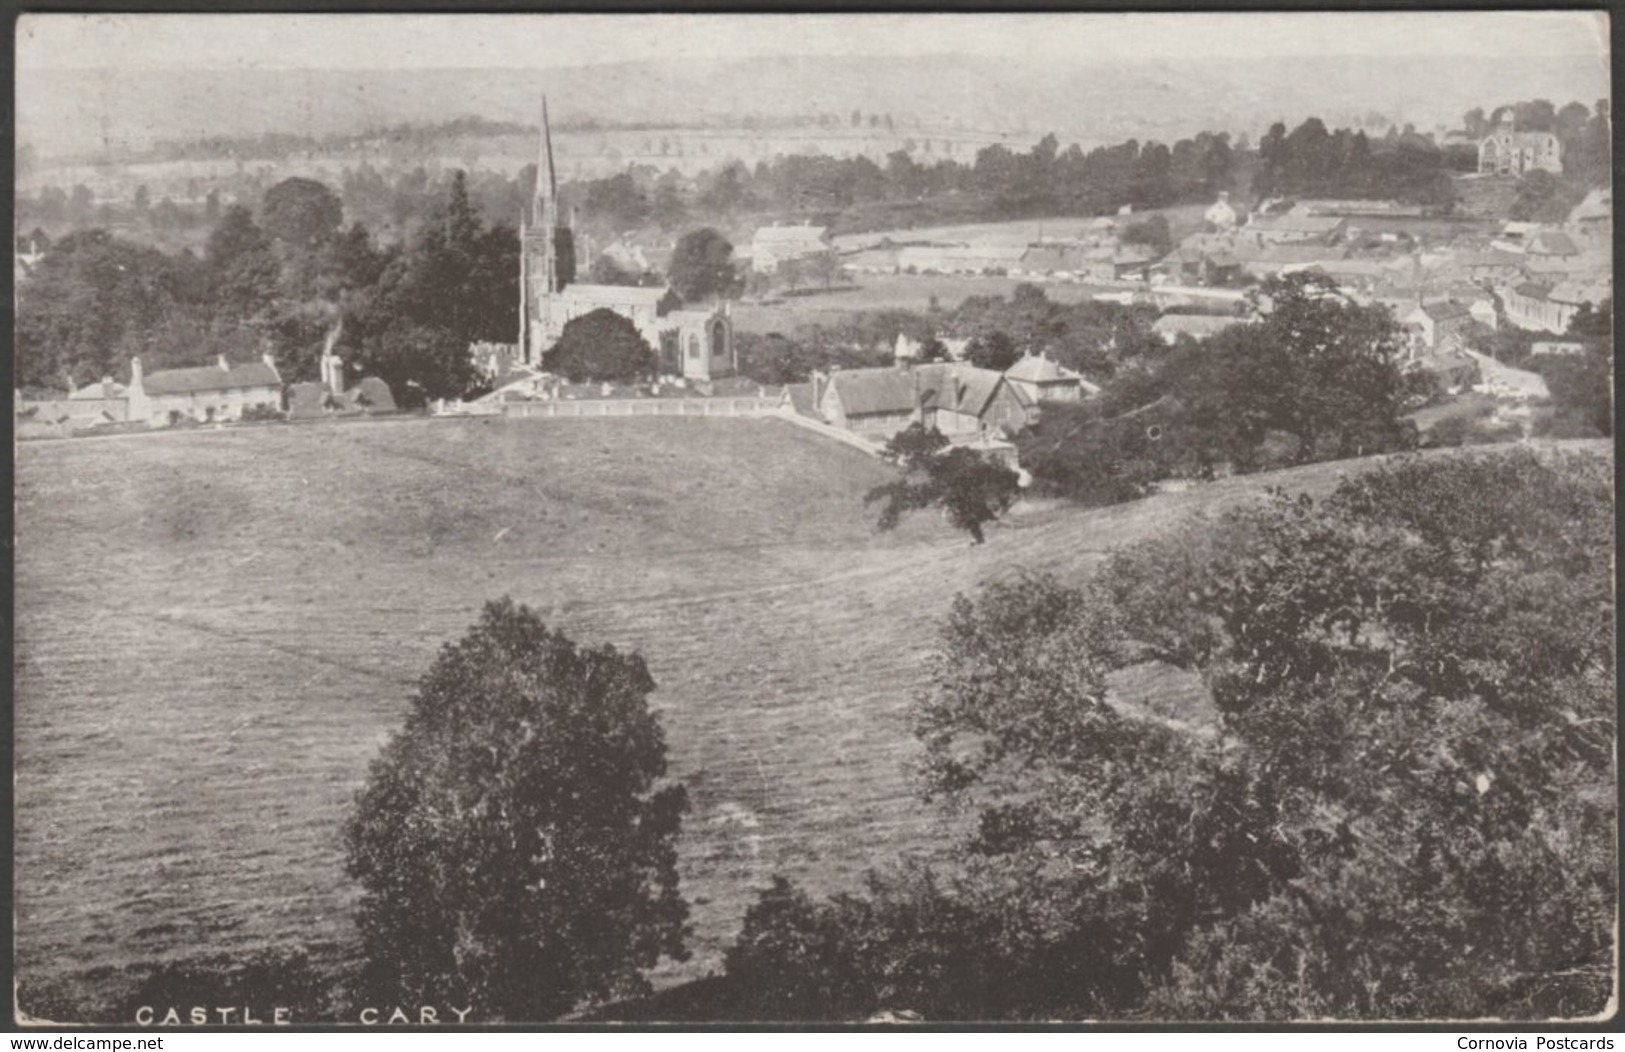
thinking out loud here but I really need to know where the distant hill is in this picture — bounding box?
[19,51,1609,162]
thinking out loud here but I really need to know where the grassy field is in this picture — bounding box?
[732,274,1110,334]
[19,416,1598,1018]
[831,205,1212,252]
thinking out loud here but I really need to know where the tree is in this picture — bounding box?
[542,307,657,383]
[588,254,657,287]
[1120,214,1172,257]
[866,424,1022,544]
[1208,273,1423,462]
[965,331,1019,371]
[14,229,189,388]
[742,449,1613,1021]
[667,227,742,304]
[1510,170,1583,223]
[344,598,688,1021]
[262,177,344,249]
[352,172,519,398]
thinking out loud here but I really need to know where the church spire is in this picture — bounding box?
[534,95,558,226]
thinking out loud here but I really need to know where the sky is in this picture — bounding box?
[18,11,1611,71]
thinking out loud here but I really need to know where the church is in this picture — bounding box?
[520,99,736,381]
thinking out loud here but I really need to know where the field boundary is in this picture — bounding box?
[499,396,785,420]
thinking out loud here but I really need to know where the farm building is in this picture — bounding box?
[814,361,1045,440]
[752,223,834,274]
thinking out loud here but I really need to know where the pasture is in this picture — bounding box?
[731,273,1110,334]
[18,415,1567,1018]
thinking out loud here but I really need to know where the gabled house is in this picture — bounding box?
[1244,214,1347,245]
[1402,300,1473,350]
[1002,353,1093,405]
[1502,282,1577,333]
[814,362,1040,440]
[129,354,283,426]
[1477,122,1561,175]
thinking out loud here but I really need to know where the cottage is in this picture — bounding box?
[919,365,1033,436]
[129,355,283,426]
[1402,301,1473,350]
[1002,353,1092,404]
[751,223,834,274]
[1203,191,1238,231]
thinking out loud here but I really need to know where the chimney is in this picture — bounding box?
[218,354,230,371]
[264,352,280,381]
[130,356,143,387]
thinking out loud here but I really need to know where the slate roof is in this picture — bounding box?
[826,363,1027,420]
[1414,301,1471,322]
[68,380,126,400]
[557,283,669,308]
[1004,355,1078,384]
[785,382,819,419]
[141,361,281,396]
[827,369,920,416]
[1527,231,1580,257]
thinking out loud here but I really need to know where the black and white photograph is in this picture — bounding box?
[11,11,1616,1026]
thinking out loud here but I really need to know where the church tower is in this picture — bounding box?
[520,97,573,364]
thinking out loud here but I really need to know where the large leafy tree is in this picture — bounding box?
[14,229,191,387]
[351,171,518,400]
[1201,273,1423,463]
[344,598,689,1022]
[866,424,1022,544]
[542,308,657,384]
[261,177,344,250]
[667,227,742,304]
